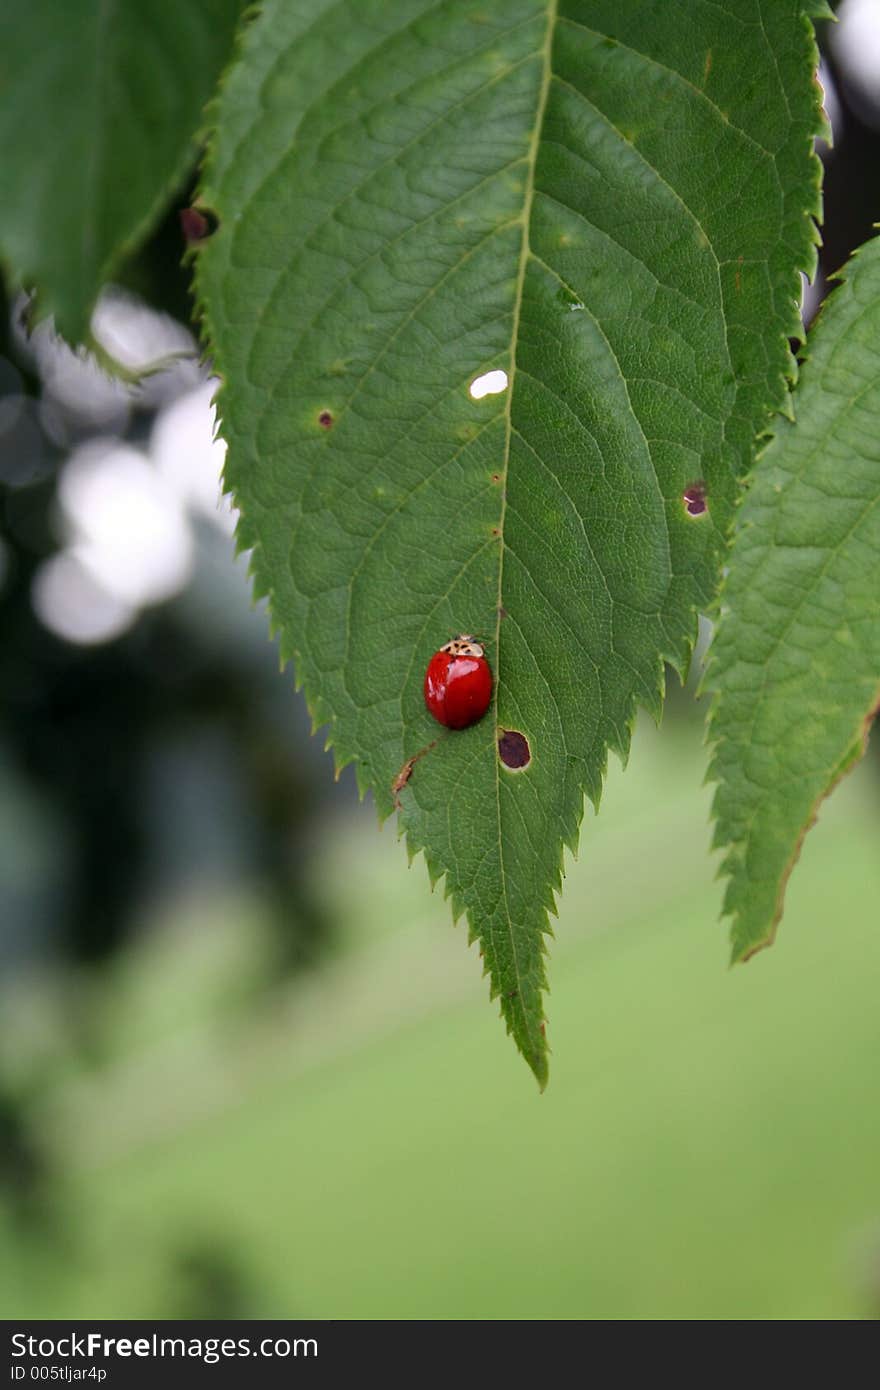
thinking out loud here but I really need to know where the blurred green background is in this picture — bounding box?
[2,4,880,1323]
[2,717,879,1320]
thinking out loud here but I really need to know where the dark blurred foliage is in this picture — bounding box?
[0,561,336,972]
[116,175,200,330]
[0,208,359,1272]
[166,1239,258,1320]
[822,22,880,278]
[0,1081,55,1236]
[0,211,352,983]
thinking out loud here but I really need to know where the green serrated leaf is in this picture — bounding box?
[708,232,880,964]
[197,0,824,1084]
[0,0,243,343]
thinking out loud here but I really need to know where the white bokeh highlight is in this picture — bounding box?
[32,551,136,646]
[151,382,235,535]
[58,440,194,607]
[833,0,880,131]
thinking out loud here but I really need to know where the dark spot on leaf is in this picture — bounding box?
[498,729,531,770]
[180,206,219,244]
[318,410,334,429]
[491,473,501,484]
[683,481,708,517]
[497,605,508,620]
[507,989,518,999]
[491,526,501,537]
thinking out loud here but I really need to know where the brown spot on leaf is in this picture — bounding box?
[683,481,708,516]
[391,740,436,808]
[318,410,334,429]
[180,206,219,244]
[498,729,531,770]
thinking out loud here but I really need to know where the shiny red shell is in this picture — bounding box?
[424,645,493,730]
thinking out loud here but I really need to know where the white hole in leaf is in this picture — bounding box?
[469,369,508,400]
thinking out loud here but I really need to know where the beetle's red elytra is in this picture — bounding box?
[423,635,493,730]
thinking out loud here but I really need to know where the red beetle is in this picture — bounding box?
[424,635,493,730]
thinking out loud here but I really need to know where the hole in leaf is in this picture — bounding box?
[498,729,531,770]
[317,410,334,430]
[682,481,708,516]
[469,369,508,400]
[180,206,219,244]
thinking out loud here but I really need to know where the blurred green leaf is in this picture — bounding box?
[709,232,880,963]
[198,0,825,1083]
[0,0,242,343]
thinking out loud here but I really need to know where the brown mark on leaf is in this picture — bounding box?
[491,472,502,484]
[180,206,219,245]
[498,729,531,770]
[683,481,708,517]
[317,410,334,429]
[391,740,436,808]
[497,605,508,621]
[702,48,713,87]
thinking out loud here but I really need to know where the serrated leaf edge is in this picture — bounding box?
[704,226,880,962]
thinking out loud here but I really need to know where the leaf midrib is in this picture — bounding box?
[492,0,557,1078]
[236,13,545,395]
